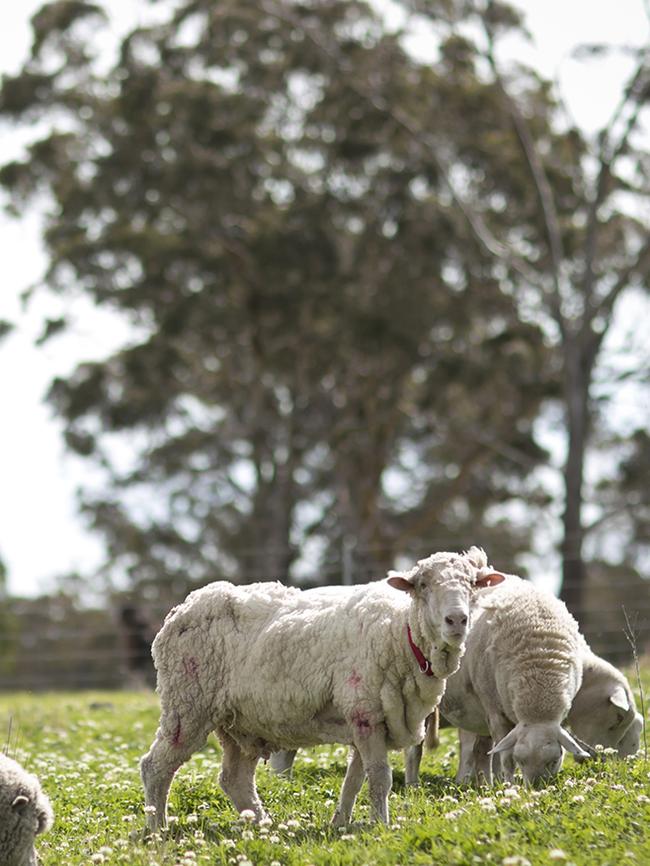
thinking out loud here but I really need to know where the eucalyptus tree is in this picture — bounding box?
[0,0,553,595]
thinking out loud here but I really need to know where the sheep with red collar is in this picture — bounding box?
[0,753,53,866]
[140,547,503,828]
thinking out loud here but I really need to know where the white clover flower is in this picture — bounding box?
[340,834,355,841]
[571,795,585,803]
[286,819,300,828]
[636,794,650,803]
[502,787,520,798]
[548,850,568,860]
[240,809,256,822]
[444,809,466,820]
[269,835,281,844]
[186,814,199,824]
[223,839,236,849]
[502,857,531,866]
[259,817,273,828]
[242,830,255,841]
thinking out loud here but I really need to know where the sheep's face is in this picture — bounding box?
[616,713,643,757]
[491,721,590,784]
[387,547,505,647]
[2,794,40,866]
[512,723,565,784]
[569,684,640,755]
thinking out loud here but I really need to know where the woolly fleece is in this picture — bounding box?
[0,753,53,866]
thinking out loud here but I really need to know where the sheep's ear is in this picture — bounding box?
[475,572,505,588]
[11,794,30,813]
[387,573,415,595]
[609,687,630,713]
[568,735,598,762]
[488,727,519,755]
[558,727,591,758]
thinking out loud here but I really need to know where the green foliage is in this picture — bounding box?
[0,686,649,865]
[1,0,648,605]
[0,0,562,595]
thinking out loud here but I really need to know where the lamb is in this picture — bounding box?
[141,547,504,828]
[404,644,644,786]
[433,572,590,784]
[0,753,54,866]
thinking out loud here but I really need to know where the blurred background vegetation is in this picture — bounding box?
[0,0,649,686]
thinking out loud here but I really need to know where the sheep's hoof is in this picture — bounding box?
[330,810,350,828]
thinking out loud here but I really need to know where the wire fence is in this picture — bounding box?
[1,577,648,691]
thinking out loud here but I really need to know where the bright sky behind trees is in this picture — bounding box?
[0,0,648,596]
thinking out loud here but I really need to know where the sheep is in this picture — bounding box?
[0,753,53,866]
[404,644,644,785]
[140,547,504,829]
[567,646,643,756]
[432,571,590,784]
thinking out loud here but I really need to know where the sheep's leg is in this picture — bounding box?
[354,730,392,824]
[455,728,477,783]
[472,735,493,785]
[404,742,422,787]
[331,747,365,827]
[269,749,297,776]
[141,712,210,831]
[218,731,267,821]
[488,715,515,782]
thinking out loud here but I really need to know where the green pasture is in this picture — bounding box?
[1,674,649,866]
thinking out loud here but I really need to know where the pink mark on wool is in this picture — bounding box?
[170,715,182,747]
[346,669,363,688]
[182,656,199,679]
[351,709,372,737]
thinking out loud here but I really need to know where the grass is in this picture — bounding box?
[1,671,649,866]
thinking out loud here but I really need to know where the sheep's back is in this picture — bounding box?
[474,578,582,723]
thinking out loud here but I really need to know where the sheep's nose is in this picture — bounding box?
[444,614,468,628]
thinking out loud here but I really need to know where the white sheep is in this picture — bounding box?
[434,572,590,784]
[273,633,645,783]
[404,644,644,785]
[567,646,643,756]
[0,753,53,866]
[141,547,504,828]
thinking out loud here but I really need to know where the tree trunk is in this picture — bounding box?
[559,340,591,620]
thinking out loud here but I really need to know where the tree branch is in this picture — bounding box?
[583,21,650,314]
[258,0,550,296]
[481,3,566,331]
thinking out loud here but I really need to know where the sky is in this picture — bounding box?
[0,0,649,597]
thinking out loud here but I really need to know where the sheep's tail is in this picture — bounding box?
[424,706,440,750]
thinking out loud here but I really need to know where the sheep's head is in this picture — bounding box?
[387,546,505,647]
[569,682,641,757]
[490,721,590,784]
[0,756,53,866]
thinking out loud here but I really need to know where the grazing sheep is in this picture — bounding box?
[141,548,504,828]
[0,753,53,866]
[434,572,589,784]
[405,644,644,785]
[567,647,643,756]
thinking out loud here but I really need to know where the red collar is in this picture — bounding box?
[407,625,435,677]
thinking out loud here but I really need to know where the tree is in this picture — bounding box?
[391,0,650,615]
[0,0,558,597]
